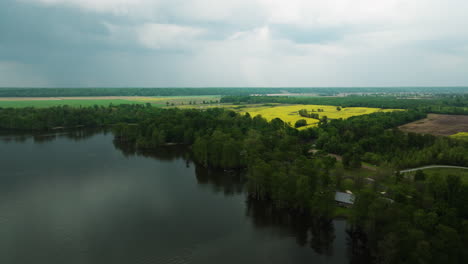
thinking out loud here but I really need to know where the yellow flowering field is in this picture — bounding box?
[170,102,400,129]
[240,104,399,129]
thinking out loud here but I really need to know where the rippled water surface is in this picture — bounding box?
[0,131,355,264]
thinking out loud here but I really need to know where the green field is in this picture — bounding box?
[0,99,154,108]
[0,95,222,108]
[450,132,468,141]
[422,168,468,184]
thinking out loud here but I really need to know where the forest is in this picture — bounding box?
[0,102,467,263]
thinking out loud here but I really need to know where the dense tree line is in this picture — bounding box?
[0,104,156,130]
[298,109,321,119]
[350,173,468,263]
[305,110,468,262]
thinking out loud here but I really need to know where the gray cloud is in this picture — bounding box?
[1,0,468,87]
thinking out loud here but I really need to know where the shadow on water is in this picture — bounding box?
[245,199,371,263]
[112,139,246,196]
[112,139,191,161]
[0,128,107,143]
[0,129,372,263]
[194,165,245,196]
[246,199,334,255]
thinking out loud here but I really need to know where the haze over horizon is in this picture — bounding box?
[1,0,468,88]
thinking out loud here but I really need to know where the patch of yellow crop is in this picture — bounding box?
[240,105,398,129]
[450,132,468,141]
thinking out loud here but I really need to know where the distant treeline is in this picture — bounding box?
[222,95,468,114]
[0,87,467,97]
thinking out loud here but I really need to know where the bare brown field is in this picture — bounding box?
[399,114,468,136]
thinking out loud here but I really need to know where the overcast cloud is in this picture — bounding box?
[1,0,468,87]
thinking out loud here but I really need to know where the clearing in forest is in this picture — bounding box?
[398,114,468,136]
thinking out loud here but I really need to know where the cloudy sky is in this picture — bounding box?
[1,0,468,87]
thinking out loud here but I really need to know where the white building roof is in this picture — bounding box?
[335,191,354,204]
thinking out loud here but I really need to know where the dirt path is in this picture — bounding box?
[400,165,468,173]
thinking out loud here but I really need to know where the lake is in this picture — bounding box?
[0,130,364,264]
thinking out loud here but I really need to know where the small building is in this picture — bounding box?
[335,191,355,207]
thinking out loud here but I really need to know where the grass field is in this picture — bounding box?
[239,104,397,129]
[0,96,220,108]
[0,99,152,108]
[450,132,468,141]
[421,168,468,184]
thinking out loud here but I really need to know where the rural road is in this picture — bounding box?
[400,165,468,173]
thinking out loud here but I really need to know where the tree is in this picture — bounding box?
[414,170,426,181]
[350,154,361,168]
[395,171,403,183]
[342,153,351,169]
[320,116,328,125]
[446,175,462,207]
[295,119,307,128]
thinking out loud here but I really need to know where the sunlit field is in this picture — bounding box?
[239,104,399,129]
[174,103,400,129]
[0,99,148,108]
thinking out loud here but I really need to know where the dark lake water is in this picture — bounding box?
[0,130,360,264]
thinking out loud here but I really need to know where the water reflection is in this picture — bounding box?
[112,139,190,161]
[112,137,354,260]
[195,166,245,196]
[346,228,373,264]
[0,130,370,264]
[0,128,106,143]
[113,139,246,196]
[246,199,335,255]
